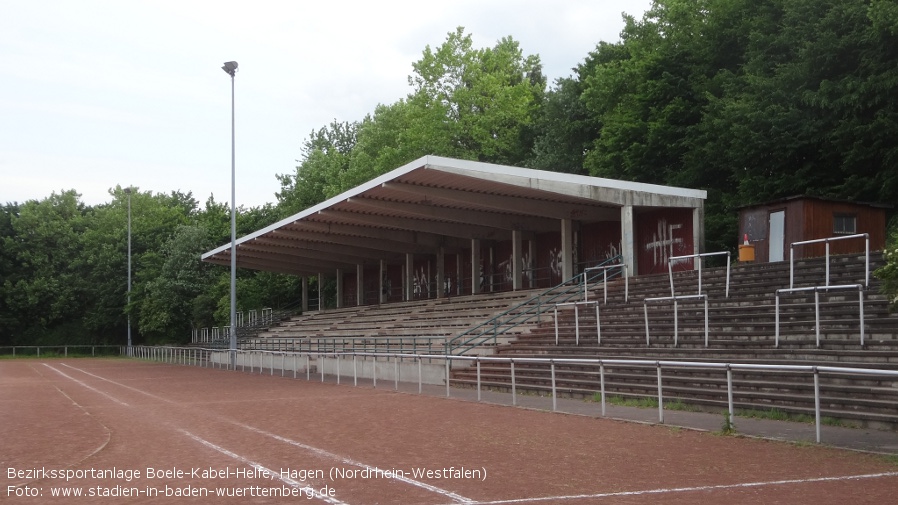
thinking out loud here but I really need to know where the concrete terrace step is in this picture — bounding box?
[449,252,897,428]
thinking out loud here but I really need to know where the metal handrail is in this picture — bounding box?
[668,251,730,298]
[582,263,628,304]
[790,233,870,289]
[1,345,122,357]
[243,335,446,355]
[776,234,870,348]
[775,284,865,348]
[130,345,898,445]
[553,301,600,346]
[446,256,623,355]
[643,294,709,347]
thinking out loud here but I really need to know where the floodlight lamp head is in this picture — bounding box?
[222,61,238,76]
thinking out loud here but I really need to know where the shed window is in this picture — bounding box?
[833,214,857,235]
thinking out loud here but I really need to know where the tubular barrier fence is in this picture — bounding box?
[1,345,122,357]
[776,235,872,348]
[123,345,898,445]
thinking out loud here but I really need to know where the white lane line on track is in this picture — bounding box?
[58,363,475,503]
[51,386,114,462]
[42,364,129,407]
[58,363,174,404]
[236,422,476,504]
[452,471,898,504]
[43,365,349,504]
[7,371,113,488]
[180,430,350,505]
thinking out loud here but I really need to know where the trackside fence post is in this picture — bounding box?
[726,366,735,432]
[445,358,451,398]
[476,358,481,402]
[550,360,557,412]
[511,359,517,406]
[814,367,821,443]
[599,362,606,417]
[657,363,664,424]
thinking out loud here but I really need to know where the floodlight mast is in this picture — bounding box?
[222,61,238,369]
[124,187,132,353]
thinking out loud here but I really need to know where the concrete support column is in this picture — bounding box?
[621,204,636,275]
[356,264,364,306]
[471,239,481,294]
[405,253,414,301]
[436,247,445,297]
[456,253,462,296]
[335,269,344,308]
[317,273,323,311]
[379,259,388,304]
[512,229,523,290]
[561,218,574,281]
[693,206,704,261]
[301,276,309,312]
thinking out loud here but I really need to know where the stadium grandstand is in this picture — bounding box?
[199,155,897,428]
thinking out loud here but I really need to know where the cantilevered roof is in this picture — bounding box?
[201,156,707,276]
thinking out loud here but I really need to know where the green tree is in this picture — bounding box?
[1,191,91,345]
[276,120,360,214]
[0,203,22,345]
[875,220,898,310]
[407,27,546,166]
[138,225,214,343]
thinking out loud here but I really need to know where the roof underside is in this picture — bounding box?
[201,156,707,276]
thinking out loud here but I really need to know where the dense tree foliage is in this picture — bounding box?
[277,28,546,207]
[4,2,898,346]
[567,0,898,250]
[0,189,293,346]
[876,220,898,309]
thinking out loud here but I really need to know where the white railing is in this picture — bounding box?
[126,346,898,445]
[643,294,709,347]
[642,251,730,348]
[192,307,280,343]
[777,234,870,348]
[789,233,870,289]
[2,345,122,357]
[775,284,866,347]
[582,264,629,304]
[553,301,601,345]
[668,251,731,298]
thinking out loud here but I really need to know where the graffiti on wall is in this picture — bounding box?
[497,252,533,284]
[413,266,430,299]
[548,247,563,278]
[644,218,684,268]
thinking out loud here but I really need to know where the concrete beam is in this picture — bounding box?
[316,209,509,241]
[382,181,621,222]
[347,195,557,232]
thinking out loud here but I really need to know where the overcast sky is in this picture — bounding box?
[0,0,653,208]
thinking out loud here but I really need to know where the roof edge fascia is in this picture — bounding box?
[422,156,708,200]
[202,155,434,259]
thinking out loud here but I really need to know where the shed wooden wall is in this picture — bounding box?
[739,198,886,263]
